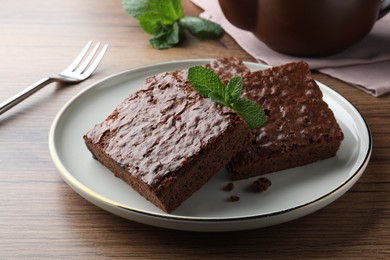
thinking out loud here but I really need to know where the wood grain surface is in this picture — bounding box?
[1,0,390,259]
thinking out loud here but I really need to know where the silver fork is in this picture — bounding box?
[0,41,108,115]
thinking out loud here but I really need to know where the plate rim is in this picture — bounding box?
[49,59,373,226]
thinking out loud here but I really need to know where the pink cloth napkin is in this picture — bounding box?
[192,0,390,96]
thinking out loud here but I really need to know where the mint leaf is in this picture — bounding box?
[155,0,183,21]
[123,0,183,20]
[123,0,224,49]
[179,16,223,39]
[226,77,243,103]
[188,66,225,97]
[208,92,228,107]
[188,66,267,129]
[232,98,267,129]
[124,0,183,36]
[122,0,155,18]
[149,22,180,49]
[138,12,174,34]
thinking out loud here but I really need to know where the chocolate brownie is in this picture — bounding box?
[83,58,252,213]
[205,57,250,84]
[228,61,344,180]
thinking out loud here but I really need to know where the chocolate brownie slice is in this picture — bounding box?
[83,58,252,213]
[228,61,344,180]
[205,57,250,83]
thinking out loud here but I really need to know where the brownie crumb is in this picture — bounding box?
[251,177,272,192]
[222,182,235,192]
[229,195,240,202]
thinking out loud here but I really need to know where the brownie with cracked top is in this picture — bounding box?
[83,58,252,213]
[228,61,344,180]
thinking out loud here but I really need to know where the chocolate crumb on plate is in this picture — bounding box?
[229,195,240,202]
[222,182,235,192]
[251,177,272,192]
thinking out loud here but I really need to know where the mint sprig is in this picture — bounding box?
[123,0,223,49]
[188,66,267,129]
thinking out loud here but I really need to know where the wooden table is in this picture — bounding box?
[1,0,389,258]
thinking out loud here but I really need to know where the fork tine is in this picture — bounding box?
[79,44,108,79]
[74,42,101,74]
[63,40,92,73]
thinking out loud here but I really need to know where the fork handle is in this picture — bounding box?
[0,77,54,115]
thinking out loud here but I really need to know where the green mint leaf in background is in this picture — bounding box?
[187,66,226,97]
[179,16,223,39]
[155,0,183,21]
[122,0,224,49]
[226,77,243,103]
[133,0,183,35]
[188,66,267,129]
[138,12,174,34]
[149,22,180,49]
[123,0,183,20]
[232,98,267,129]
[122,0,155,18]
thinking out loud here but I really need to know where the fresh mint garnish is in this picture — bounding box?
[122,0,223,49]
[188,66,267,129]
[187,65,225,98]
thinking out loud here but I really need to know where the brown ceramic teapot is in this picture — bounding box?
[219,0,390,57]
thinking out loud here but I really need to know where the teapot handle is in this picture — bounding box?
[379,0,390,19]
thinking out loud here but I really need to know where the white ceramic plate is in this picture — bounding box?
[49,59,372,232]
